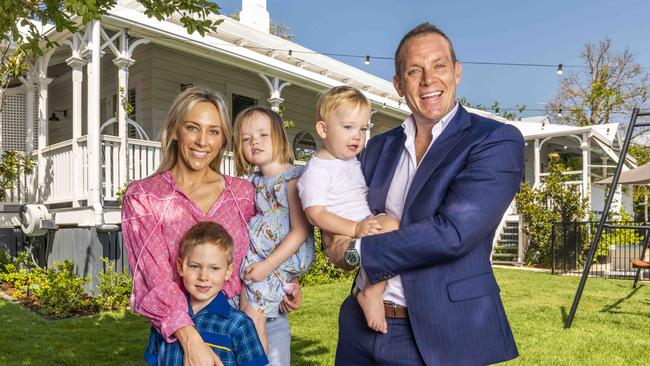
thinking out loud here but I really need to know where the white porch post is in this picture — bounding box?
[533,138,540,186]
[259,73,291,112]
[87,20,103,223]
[581,133,591,218]
[113,31,135,188]
[368,111,377,147]
[36,75,52,203]
[23,77,36,155]
[66,55,86,207]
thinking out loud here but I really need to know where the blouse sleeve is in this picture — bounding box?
[121,182,193,342]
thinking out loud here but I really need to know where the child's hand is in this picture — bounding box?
[243,261,274,282]
[376,214,400,233]
[354,216,382,237]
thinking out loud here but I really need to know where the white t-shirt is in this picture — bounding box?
[297,156,371,224]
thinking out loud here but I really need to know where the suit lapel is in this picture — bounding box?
[367,130,406,213]
[402,107,472,212]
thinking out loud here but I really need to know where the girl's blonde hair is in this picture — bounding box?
[155,86,231,175]
[233,106,294,177]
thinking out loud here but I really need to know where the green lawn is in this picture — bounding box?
[1,268,648,365]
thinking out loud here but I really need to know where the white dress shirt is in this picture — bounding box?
[356,103,459,306]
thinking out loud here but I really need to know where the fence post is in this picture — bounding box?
[551,222,556,275]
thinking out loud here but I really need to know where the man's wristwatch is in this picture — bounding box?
[344,238,360,267]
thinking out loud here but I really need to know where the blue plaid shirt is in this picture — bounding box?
[144,292,268,366]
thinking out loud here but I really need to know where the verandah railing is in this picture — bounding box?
[1,136,248,206]
[2,136,161,205]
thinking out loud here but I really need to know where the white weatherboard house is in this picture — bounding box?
[0,0,634,282]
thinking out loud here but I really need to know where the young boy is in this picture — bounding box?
[144,221,268,366]
[297,86,399,334]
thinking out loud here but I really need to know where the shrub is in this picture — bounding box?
[0,249,10,273]
[94,258,132,311]
[0,251,47,298]
[301,230,356,286]
[33,260,89,317]
[594,209,644,260]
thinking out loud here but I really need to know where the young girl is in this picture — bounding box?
[233,106,314,357]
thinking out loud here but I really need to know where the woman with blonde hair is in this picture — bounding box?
[122,86,300,366]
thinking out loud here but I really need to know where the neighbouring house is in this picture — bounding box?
[484,114,637,265]
[0,0,636,285]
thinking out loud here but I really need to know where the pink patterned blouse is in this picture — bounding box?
[121,170,254,342]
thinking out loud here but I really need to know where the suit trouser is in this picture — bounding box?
[335,294,425,366]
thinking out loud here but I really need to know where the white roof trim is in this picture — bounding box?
[96,4,412,116]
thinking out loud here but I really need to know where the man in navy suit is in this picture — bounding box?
[324,23,522,365]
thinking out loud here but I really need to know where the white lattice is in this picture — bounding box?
[1,91,38,152]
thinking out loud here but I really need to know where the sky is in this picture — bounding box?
[219,0,650,119]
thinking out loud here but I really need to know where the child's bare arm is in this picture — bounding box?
[239,290,249,310]
[305,206,380,238]
[243,179,311,282]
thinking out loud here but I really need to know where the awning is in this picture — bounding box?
[597,163,650,184]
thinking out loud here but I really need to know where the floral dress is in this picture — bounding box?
[241,166,315,318]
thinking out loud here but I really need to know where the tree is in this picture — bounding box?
[0,150,34,202]
[458,97,526,121]
[547,39,649,129]
[0,0,223,113]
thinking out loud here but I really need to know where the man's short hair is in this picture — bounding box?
[394,22,457,75]
[317,85,371,122]
[179,221,233,265]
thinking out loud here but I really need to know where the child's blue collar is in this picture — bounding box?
[187,291,232,318]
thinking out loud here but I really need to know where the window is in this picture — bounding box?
[293,131,317,161]
[232,94,257,122]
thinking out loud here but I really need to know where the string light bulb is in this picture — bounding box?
[557,108,563,117]
[364,55,370,66]
[288,49,293,58]
[556,64,563,76]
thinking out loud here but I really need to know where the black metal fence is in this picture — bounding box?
[551,221,650,280]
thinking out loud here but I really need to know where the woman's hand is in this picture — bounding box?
[243,260,274,282]
[176,326,223,366]
[279,278,302,314]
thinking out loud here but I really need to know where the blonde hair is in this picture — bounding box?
[233,106,294,177]
[155,86,231,175]
[317,85,371,122]
[179,221,233,265]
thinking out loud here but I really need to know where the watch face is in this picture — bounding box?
[345,248,359,266]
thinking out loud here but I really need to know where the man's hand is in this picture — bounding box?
[322,232,355,271]
[176,326,224,366]
[279,278,302,314]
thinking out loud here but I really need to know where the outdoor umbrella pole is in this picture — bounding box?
[564,108,640,328]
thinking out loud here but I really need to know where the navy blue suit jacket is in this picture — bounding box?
[359,106,522,365]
